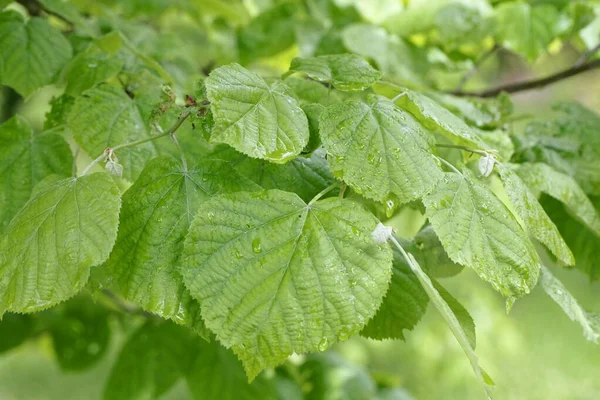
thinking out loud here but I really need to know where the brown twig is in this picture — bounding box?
[449,59,600,98]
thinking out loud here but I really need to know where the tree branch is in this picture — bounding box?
[16,0,73,27]
[449,59,600,98]
[455,44,500,91]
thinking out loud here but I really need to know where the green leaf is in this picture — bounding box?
[185,339,277,400]
[319,95,442,203]
[498,163,574,266]
[288,54,382,92]
[104,156,259,336]
[395,89,484,148]
[103,321,194,400]
[0,313,33,353]
[62,42,124,96]
[182,190,393,379]
[513,102,600,196]
[49,295,110,371]
[434,280,476,350]
[360,243,428,340]
[300,353,378,400]
[0,173,121,314]
[205,63,309,163]
[494,2,561,61]
[516,163,600,236]
[228,148,335,203]
[540,265,600,343]
[542,196,600,280]
[341,24,427,86]
[409,226,464,278]
[0,11,72,97]
[362,241,474,346]
[0,116,73,232]
[68,84,158,181]
[390,238,492,398]
[238,3,298,64]
[422,170,540,300]
[284,77,338,106]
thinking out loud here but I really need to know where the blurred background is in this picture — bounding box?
[1,0,600,399]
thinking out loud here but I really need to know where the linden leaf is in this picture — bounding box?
[320,95,442,203]
[288,54,382,92]
[182,190,392,379]
[205,63,309,163]
[0,173,121,314]
[0,116,73,232]
[104,156,259,336]
[0,11,72,97]
[498,163,574,266]
[423,170,540,300]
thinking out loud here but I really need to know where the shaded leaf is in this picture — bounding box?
[0,116,73,232]
[104,156,258,336]
[0,11,72,97]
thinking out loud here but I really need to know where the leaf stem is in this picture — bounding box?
[434,155,462,175]
[436,144,497,158]
[308,183,338,206]
[79,111,191,176]
[389,235,494,399]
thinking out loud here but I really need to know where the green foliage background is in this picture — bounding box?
[1,0,600,399]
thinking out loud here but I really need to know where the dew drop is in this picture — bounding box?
[252,237,262,254]
[318,337,329,351]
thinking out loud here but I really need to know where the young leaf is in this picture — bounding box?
[104,322,194,400]
[319,95,442,203]
[395,89,484,148]
[0,173,121,314]
[68,84,159,181]
[288,54,382,92]
[104,156,259,335]
[540,265,600,343]
[0,11,72,97]
[0,116,73,232]
[423,171,540,300]
[182,190,393,379]
[516,163,600,236]
[205,63,309,163]
[498,164,574,266]
[185,339,277,400]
